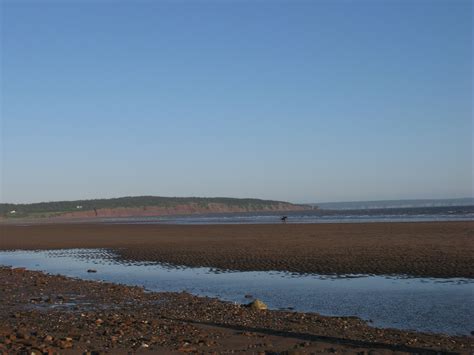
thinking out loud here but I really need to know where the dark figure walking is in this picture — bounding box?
[280,216,288,223]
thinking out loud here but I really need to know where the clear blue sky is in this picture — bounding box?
[1,0,472,204]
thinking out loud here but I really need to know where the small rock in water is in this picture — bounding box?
[87,269,97,273]
[244,294,253,299]
[247,299,268,311]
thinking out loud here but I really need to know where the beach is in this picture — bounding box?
[1,221,473,277]
[1,266,472,354]
[1,221,473,353]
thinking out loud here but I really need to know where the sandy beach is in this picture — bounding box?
[1,221,473,353]
[1,221,473,277]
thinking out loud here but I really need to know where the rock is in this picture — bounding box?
[87,269,97,273]
[244,294,253,299]
[16,331,29,339]
[58,339,73,349]
[247,299,268,311]
[56,295,65,301]
[12,267,26,273]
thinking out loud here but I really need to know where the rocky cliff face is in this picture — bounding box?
[57,202,309,219]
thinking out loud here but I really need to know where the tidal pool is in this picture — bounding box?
[0,248,472,336]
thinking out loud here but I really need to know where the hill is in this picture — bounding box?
[0,196,310,219]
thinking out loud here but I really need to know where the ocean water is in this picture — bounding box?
[100,205,474,224]
[1,248,472,336]
[315,198,474,210]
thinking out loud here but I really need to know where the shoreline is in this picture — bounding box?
[1,211,472,226]
[1,266,472,354]
[1,221,473,278]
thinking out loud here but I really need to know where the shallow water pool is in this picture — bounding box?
[0,248,472,336]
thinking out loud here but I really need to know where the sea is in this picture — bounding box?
[103,199,474,224]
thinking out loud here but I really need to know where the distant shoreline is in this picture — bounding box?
[1,204,472,225]
[314,197,474,210]
[0,195,311,220]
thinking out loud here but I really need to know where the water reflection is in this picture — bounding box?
[0,248,473,336]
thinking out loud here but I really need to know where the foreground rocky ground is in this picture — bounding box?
[0,267,472,354]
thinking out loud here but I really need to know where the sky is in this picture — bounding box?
[1,0,472,204]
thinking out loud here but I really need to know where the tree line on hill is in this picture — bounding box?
[0,196,298,218]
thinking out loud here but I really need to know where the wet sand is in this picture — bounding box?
[1,221,473,277]
[1,266,472,354]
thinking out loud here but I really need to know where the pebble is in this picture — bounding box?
[0,265,470,354]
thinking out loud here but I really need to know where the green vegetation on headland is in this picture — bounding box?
[0,196,309,219]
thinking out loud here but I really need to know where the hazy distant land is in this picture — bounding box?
[313,197,474,210]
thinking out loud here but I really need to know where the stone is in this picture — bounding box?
[12,267,26,273]
[247,299,268,311]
